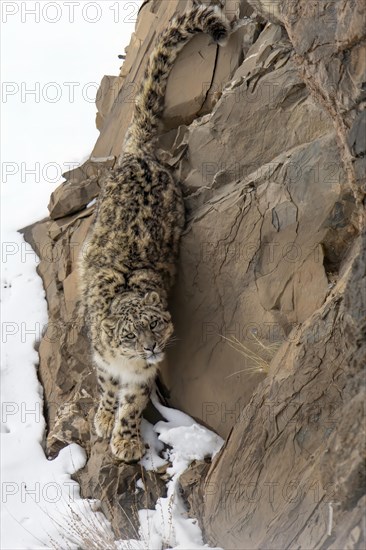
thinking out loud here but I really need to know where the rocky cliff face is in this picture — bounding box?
[23,0,365,547]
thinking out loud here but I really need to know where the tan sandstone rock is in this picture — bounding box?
[22,0,365,546]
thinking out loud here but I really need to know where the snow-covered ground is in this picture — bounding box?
[137,395,223,550]
[1,2,224,548]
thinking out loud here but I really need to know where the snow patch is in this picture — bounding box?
[133,392,224,550]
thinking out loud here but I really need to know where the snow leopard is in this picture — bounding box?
[79,4,231,463]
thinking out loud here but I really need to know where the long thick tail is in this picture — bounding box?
[126,4,231,151]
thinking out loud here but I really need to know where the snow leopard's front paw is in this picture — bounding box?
[94,407,115,439]
[110,434,146,463]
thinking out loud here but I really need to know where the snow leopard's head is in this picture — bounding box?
[100,291,174,364]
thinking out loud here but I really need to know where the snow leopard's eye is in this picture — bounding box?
[125,332,136,340]
[150,320,158,329]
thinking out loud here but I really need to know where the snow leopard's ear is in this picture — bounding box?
[143,291,160,306]
[101,316,117,337]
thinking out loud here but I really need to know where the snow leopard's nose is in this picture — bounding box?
[144,342,157,353]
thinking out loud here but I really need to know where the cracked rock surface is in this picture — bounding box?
[23,0,365,546]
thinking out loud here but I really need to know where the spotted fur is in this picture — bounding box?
[79,4,231,463]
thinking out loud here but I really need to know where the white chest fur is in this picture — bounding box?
[93,351,157,385]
